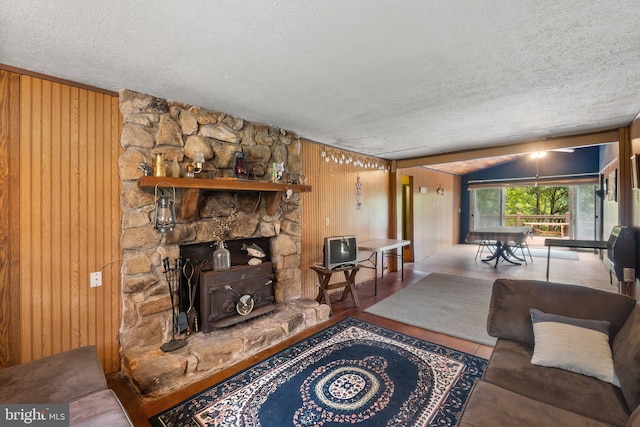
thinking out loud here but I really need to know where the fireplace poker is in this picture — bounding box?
[187,259,207,333]
[175,257,189,334]
[182,258,198,334]
[161,257,177,328]
[160,257,187,352]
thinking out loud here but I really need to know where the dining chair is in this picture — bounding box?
[475,240,497,260]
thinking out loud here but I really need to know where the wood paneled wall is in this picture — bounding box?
[0,70,21,368]
[299,142,460,298]
[300,141,391,297]
[629,115,640,297]
[0,69,123,373]
[394,167,459,262]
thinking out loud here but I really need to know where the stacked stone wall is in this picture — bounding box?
[118,89,308,351]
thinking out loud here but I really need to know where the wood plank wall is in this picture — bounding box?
[629,115,640,297]
[298,142,460,299]
[0,70,21,368]
[394,166,460,261]
[0,69,123,373]
[299,140,391,297]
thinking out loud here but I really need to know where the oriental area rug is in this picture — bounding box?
[149,317,487,427]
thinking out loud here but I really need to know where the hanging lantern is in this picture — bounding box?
[154,183,176,233]
[233,150,248,179]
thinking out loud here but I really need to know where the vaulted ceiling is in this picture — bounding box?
[2,1,639,163]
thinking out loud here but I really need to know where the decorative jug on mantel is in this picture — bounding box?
[154,153,166,177]
[213,242,231,271]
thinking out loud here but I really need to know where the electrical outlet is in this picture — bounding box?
[325,217,330,226]
[90,271,102,288]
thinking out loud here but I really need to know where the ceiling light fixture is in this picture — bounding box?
[529,151,547,159]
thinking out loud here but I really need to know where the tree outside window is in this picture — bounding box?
[506,186,569,216]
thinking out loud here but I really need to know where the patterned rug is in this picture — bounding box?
[149,318,487,427]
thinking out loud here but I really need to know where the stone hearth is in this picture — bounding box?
[124,299,329,397]
[117,89,329,397]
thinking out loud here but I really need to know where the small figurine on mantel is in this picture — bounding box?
[242,243,266,265]
[139,161,153,176]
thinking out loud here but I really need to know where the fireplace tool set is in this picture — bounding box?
[183,258,208,333]
[160,257,207,352]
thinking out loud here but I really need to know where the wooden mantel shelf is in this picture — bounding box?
[137,176,312,218]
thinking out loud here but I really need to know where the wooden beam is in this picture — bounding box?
[181,188,201,219]
[396,129,620,169]
[618,127,632,226]
[0,63,118,97]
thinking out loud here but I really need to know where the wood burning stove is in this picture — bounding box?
[179,237,276,332]
[199,262,275,331]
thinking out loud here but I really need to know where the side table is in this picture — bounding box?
[358,239,410,295]
[310,264,361,314]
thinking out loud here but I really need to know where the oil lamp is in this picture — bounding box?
[233,150,248,179]
[153,183,176,233]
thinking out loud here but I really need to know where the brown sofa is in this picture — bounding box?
[0,345,133,426]
[458,278,640,427]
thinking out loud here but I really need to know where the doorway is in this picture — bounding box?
[401,175,414,262]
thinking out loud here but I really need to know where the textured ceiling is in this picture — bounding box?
[2,1,640,162]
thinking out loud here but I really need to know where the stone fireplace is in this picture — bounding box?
[117,89,329,397]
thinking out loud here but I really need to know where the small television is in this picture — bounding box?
[323,235,358,270]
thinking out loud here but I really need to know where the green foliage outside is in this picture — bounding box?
[473,189,502,227]
[475,185,596,237]
[505,186,569,216]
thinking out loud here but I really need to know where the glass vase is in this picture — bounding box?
[213,242,231,271]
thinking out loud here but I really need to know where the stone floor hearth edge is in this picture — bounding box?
[122,299,330,398]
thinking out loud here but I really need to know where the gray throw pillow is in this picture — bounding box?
[530,308,619,386]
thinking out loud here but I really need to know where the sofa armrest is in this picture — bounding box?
[487,278,636,345]
[70,389,133,427]
[0,345,107,404]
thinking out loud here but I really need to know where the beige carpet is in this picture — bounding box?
[365,272,497,346]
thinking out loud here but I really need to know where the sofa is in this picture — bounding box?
[458,278,640,427]
[0,345,133,426]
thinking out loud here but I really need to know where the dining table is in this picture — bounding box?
[465,226,533,268]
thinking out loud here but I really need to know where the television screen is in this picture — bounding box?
[324,236,358,269]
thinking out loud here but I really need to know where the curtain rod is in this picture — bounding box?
[467,172,600,186]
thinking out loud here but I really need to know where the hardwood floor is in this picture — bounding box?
[110,241,614,426]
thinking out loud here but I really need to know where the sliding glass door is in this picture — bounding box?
[469,184,599,239]
[570,184,599,240]
[470,188,504,229]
